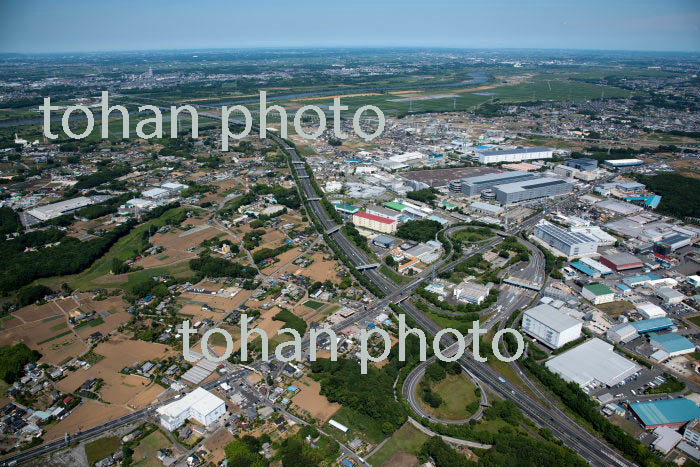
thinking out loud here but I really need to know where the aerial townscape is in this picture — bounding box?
[1,2,700,467]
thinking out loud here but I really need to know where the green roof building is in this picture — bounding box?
[332,203,359,214]
[384,201,408,212]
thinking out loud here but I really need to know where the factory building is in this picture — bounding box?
[366,205,402,221]
[460,171,536,196]
[603,158,644,168]
[599,250,644,271]
[333,203,359,215]
[493,178,573,204]
[477,147,553,164]
[533,221,598,258]
[636,303,667,319]
[581,283,616,305]
[157,387,226,431]
[521,304,582,349]
[564,158,598,171]
[630,399,700,429]
[453,281,492,304]
[629,317,674,334]
[143,187,170,200]
[656,287,686,305]
[649,334,695,361]
[544,338,642,389]
[26,196,96,221]
[606,323,639,344]
[352,211,397,234]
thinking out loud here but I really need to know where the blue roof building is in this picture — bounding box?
[570,261,600,277]
[630,317,674,334]
[630,399,700,428]
[650,333,695,357]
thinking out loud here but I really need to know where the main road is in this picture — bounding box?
[273,134,632,467]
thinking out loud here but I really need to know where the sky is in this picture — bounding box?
[0,0,699,53]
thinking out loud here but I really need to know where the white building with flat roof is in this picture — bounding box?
[26,196,95,221]
[157,387,226,431]
[545,338,642,389]
[522,303,582,349]
[477,147,553,164]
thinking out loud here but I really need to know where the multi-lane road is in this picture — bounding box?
[276,136,632,467]
[3,129,625,466]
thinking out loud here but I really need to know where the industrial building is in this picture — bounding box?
[649,333,695,360]
[453,281,492,304]
[603,158,644,168]
[366,205,402,221]
[533,221,598,258]
[658,233,693,252]
[630,399,700,429]
[493,178,573,205]
[570,226,617,246]
[333,203,359,215]
[599,250,644,271]
[606,323,639,344]
[477,147,553,164]
[372,235,395,249]
[656,287,686,305]
[577,257,613,274]
[384,201,409,212]
[581,283,615,305]
[564,158,598,171]
[352,211,397,234]
[460,171,536,196]
[636,303,667,319]
[630,317,674,334]
[521,303,582,349]
[544,338,642,389]
[652,426,683,454]
[157,387,226,431]
[143,187,170,200]
[26,196,96,221]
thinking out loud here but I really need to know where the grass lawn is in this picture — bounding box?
[85,436,122,465]
[452,227,494,243]
[379,265,411,285]
[368,422,428,467]
[326,406,386,444]
[597,300,635,318]
[688,315,700,328]
[417,373,479,421]
[303,300,324,310]
[132,430,172,467]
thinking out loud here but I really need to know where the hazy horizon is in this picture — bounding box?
[1,0,699,54]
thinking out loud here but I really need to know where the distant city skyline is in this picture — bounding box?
[1,0,699,53]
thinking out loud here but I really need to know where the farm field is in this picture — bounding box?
[368,422,428,467]
[290,375,341,423]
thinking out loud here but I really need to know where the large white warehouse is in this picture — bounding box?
[477,147,553,164]
[545,338,642,389]
[26,196,95,221]
[157,387,226,431]
[521,303,582,349]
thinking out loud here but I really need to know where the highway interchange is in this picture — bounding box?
[277,134,633,467]
[1,126,629,466]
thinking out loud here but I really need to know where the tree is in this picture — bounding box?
[425,362,447,382]
[0,343,41,384]
[396,220,442,243]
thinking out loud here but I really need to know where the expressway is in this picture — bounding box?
[273,135,632,467]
